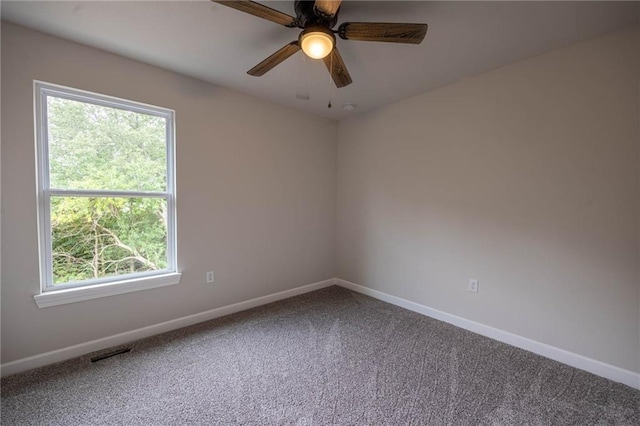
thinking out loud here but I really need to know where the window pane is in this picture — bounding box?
[47,97,167,192]
[50,196,168,285]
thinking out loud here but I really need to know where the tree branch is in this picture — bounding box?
[94,222,159,270]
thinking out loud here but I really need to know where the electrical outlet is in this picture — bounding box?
[469,279,479,293]
[206,271,214,284]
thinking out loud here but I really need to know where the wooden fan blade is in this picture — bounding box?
[323,47,352,88]
[338,22,428,44]
[313,0,342,19]
[247,41,301,76]
[213,1,297,27]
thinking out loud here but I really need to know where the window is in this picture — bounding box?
[34,82,180,308]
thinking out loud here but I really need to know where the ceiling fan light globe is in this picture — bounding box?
[300,31,334,59]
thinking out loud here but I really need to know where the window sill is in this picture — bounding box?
[34,273,182,308]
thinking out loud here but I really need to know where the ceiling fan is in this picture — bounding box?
[213,0,428,88]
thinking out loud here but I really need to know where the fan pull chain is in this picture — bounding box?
[328,50,333,108]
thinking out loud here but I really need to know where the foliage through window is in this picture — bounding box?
[35,82,177,291]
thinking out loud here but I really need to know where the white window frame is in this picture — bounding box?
[33,81,181,308]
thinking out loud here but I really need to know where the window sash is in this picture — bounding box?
[44,193,172,291]
[35,81,177,292]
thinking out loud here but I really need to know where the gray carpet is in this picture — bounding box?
[1,286,639,425]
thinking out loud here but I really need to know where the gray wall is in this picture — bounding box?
[336,27,640,373]
[2,21,639,375]
[1,22,337,363]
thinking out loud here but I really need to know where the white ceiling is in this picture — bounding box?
[2,1,638,120]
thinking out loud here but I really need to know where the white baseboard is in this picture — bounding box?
[5,277,638,390]
[336,278,640,390]
[1,278,335,378]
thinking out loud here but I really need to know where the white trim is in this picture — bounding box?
[10,277,639,390]
[48,189,168,198]
[2,278,334,377]
[34,80,172,117]
[335,278,640,390]
[34,273,183,308]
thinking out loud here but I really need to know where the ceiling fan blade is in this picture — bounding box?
[247,41,301,76]
[338,22,428,44]
[213,1,297,27]
[313,0,342,20]
[323,47,352,88]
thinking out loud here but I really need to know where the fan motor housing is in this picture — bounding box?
[294,0,339,28]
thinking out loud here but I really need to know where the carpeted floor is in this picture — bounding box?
[1,286,639,425]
